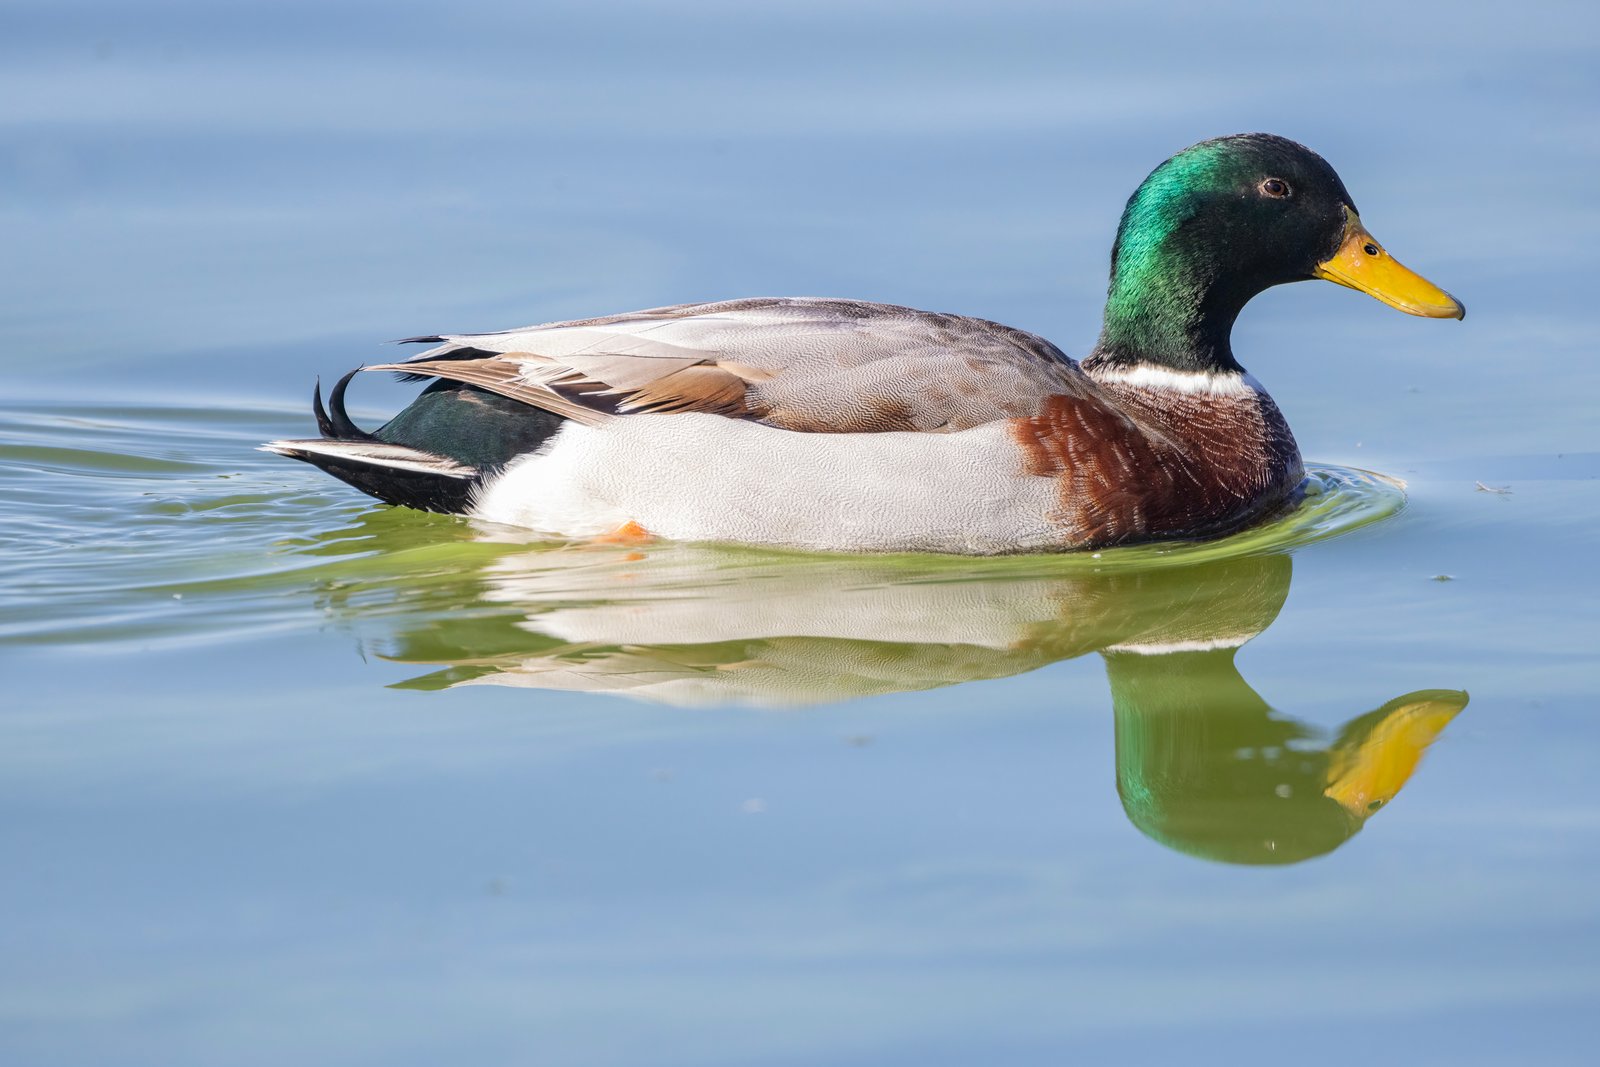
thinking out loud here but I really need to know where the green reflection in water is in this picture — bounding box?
[1109,638,1465,866]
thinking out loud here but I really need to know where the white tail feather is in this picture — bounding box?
[260,439,478,478]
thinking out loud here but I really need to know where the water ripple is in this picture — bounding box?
[0,399,1405,649]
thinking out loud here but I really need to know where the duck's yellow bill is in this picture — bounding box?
[1313,207,1465,320]
[1324,689,1468,819]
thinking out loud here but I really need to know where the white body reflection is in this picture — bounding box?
[359,534,1462,865]
[435,542,1275,706]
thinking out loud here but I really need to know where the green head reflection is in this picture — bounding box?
[1075,552,1465,865]
[1111,649,1465,865]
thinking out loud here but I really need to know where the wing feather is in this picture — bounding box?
[380,298,1092,433]
[367,357,612,427]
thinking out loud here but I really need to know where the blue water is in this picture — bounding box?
[4,2,1599,1064]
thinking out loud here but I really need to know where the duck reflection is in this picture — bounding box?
[1108,650,1462,865]
[366,540,1463,865]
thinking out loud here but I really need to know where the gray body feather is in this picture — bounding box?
[374,298,1100,433]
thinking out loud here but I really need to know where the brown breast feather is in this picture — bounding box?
[1008,386,1303,547]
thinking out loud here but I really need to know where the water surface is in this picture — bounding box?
[4,2,1599,1064]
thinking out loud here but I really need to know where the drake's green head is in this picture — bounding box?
[1088,133,1463,375]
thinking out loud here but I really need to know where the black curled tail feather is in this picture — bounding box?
[313,368,377,441]
[313,377,334,436]
[267,365,570,516]
[267,367,483,515]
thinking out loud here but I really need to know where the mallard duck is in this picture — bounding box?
[266,133,1462,554]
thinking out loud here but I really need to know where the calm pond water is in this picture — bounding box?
[4,1,1598,1064]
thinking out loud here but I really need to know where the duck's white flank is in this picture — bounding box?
[1090,364,1263,397]
[469,414,1064,554]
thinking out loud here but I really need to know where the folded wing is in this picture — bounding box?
[368,297,1092,433]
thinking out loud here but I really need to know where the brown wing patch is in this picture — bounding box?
[373,354,772,424]
[613,365,768,418]
[365,358,610,426]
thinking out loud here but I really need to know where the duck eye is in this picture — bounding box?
[1259,178,1291,198]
